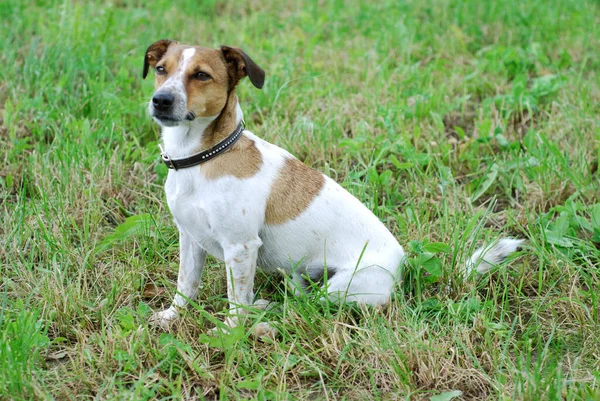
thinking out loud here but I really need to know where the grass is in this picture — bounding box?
[1,0,600,399]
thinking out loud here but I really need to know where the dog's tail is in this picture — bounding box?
[462,238,524,277]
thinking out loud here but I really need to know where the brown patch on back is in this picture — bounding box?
[201,135,263,180]
[265,158,325,225]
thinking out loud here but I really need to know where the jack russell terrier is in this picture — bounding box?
[142,39,522,330]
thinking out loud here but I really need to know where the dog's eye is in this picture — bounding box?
[193,71,211,81]
[156,66,166,75]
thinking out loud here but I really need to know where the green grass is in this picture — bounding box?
[1,0,600,399]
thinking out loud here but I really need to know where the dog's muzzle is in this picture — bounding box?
[149,90,191,126]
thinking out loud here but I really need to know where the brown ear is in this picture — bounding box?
[143,39,178,79]
[220,46,265,89]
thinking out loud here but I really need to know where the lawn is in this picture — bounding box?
[1,0,600,399]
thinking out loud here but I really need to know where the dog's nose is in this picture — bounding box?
[152,93,175,112]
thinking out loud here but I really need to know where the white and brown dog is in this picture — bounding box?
[143,40,522,329]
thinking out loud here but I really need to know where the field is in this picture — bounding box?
[2,0,600,399]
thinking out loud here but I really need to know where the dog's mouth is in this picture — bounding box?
[152,114,184,126]
[154,114,179,122]
[152,112,196,126]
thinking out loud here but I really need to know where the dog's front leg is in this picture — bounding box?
[222,237,262,327]
[150,229,206,328]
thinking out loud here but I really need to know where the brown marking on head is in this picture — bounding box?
[143,40,265,124]
[151,46,186,91]
[220,46,265,90]
[143,39,179,79]
[183,48,231,118]
[265,158,325,225]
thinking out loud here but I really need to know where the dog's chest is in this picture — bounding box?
[164,170,222,252]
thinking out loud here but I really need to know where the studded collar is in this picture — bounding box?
[158,120,245,170]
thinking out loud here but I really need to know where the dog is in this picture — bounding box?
[142,39,522,330]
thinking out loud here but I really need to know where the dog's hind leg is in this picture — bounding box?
[323,265,396,306]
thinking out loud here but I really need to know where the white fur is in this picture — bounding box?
[160,116,218,158]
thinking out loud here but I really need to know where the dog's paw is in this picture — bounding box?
[206,316,239,335]
[149,307,178,329]
[224,315,241,328]
[252,299,273,310]
[252,322,278,340]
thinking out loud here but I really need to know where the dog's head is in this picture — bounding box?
[143,40,265,127]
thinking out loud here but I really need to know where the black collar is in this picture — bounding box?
[159,120,245,170]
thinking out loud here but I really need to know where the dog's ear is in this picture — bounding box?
[220,46,265,90]
[143,39,178,79]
